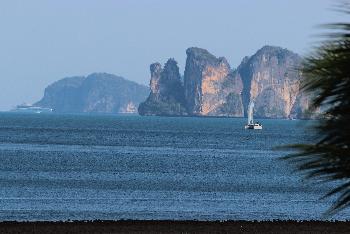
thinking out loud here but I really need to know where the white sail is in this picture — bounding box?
[245,99,262,129]
[247,100,254,124]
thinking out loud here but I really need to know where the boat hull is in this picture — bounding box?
[245,124,263,130]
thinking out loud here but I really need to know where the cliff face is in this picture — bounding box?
[36,73,149,113]
[139,46,311,119]
[184,48,243,116]
[236,46,306,118]
[138,59,187,116]
[290,92,313,119]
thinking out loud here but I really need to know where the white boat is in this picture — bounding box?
[244,100,263,130]
[245,122,263,130]
[12,103,53,113]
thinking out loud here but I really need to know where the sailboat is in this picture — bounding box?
[244,100,263,130]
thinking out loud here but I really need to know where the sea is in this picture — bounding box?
[0,112,348,221]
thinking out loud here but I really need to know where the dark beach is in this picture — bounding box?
[0,220,350,234]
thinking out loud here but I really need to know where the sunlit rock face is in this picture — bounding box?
[119,102,137,113]
[149,62,162,97]
[184,47,243,116]
[139,46,311,119]
[236,46,306,118]
[138,59,188,116]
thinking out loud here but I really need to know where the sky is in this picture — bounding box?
[0,0,347,110]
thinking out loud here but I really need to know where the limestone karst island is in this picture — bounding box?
[17,45,310,119]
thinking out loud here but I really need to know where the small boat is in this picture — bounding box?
[244,100,263,130]
[245,121,263,130]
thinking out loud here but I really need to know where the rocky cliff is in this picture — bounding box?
[36,73,149,113]
[139,46,310,119]
[184,47,243,116]
[290,92,313,119]
[138,59,187,116]
[236,46,305,118]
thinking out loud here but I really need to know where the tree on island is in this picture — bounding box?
[283,3,350,215]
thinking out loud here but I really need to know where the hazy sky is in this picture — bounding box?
[0,0,346,110]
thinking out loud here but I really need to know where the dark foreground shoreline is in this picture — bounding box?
[0,220,349,234]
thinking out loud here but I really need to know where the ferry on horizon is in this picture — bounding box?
[11,103,53,114]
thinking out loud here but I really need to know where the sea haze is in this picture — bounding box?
[0,113,348,221]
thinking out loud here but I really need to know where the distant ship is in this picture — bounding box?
[12,103,53,113]
[244,100,263,130]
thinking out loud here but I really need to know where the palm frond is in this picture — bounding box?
[283,2,350,215]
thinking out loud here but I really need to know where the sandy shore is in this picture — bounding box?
[0,220,349,234]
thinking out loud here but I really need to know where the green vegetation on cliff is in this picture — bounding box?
[36,73,149,113]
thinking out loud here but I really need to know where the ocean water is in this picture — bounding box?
[0,112,348,221]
